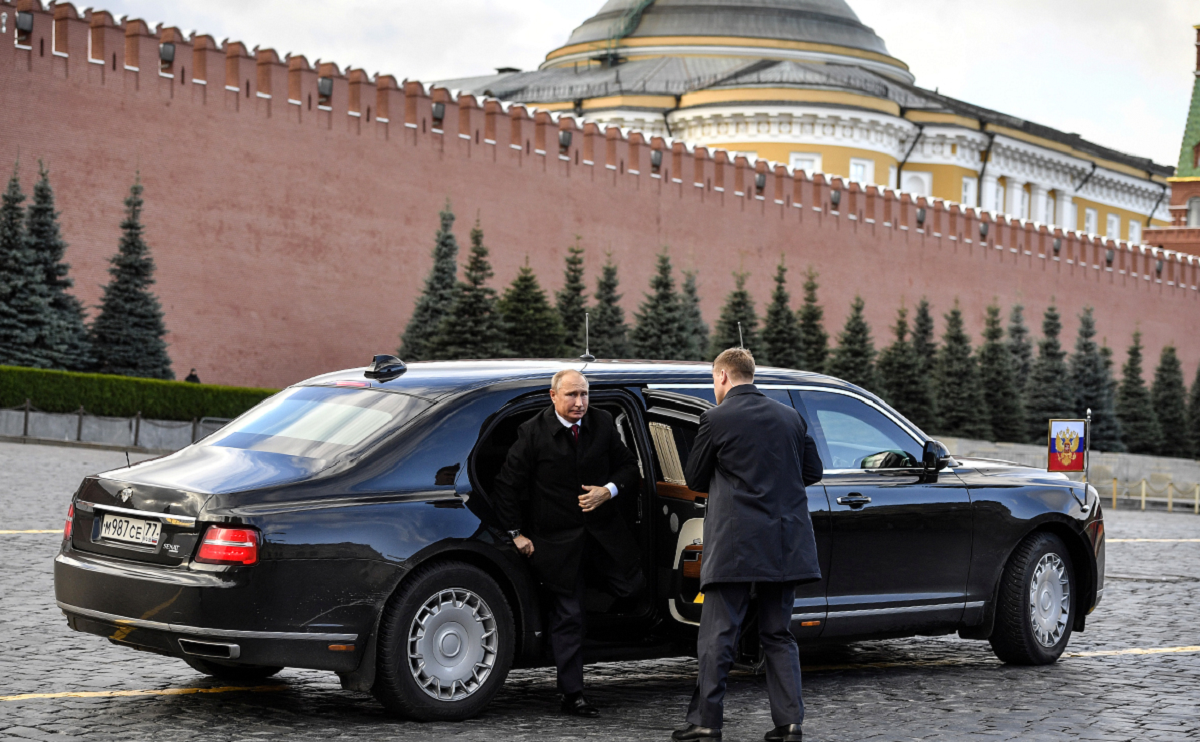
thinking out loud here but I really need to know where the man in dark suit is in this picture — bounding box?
[673,348,824,742]
[492,368,644,718]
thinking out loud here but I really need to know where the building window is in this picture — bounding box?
[1084,208,1098,235]
[1188,197,1200,227]
[789,152,821,175]
[961,177,977,207]
[1128,220,1141,245]
[849,158,874,185]
[888,165,897,189]
[1105,213,1120,239]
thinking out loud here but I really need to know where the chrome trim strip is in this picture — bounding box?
[826,602,964,619]
[964,600,985,610]
[790,612,826,622]
[90,503,197,527]
[57,601,357,642]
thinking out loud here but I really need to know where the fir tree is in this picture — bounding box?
[555,238,588,356]
[428,220,506,360]
[1070,307,1123,452]
[709,272,758,359]
[1024,305,1075,444]
[26,162,91,370]
[399,202,459,362]
[761,259,803,369]
[630,251,688,360]
[910,297,940,431]
[935,304,992,439]
[1007,305,1034,383]
[877,306,935,432]
[90,177,173,379]
[1114,334,1160,453]
[0,164,53,368]
[680,270,709,361]
[827,296,877,392]
[1150,345,1190,458]
[499,261,563,358]
[979,303,1025,442]
[590,255,629,359]
[797,266,828,374]
[1189,363,1200,458]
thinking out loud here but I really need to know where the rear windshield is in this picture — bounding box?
[203,386,431,459]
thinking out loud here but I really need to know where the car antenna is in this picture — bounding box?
[738,321,744,349]
[579,312,596,362]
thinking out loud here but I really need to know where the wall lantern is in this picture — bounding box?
[16,11,32,32]
[830,189,841,208]
[1156,258,1164,275]
[431,101,445,126]
[1105,248,1114,266]
[916,207,926,226]
[650,149,663,171]
[1053,237,1062,255]
[755,172,766,192]
[2,12,8,35]
[979,221,989,239]
[159,42,175,64]
[317,76,333,107]
[558,129,572,151]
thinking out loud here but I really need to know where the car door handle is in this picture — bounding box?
[836,494,872,508]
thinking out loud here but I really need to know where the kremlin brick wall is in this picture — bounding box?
[2,1,1198,390]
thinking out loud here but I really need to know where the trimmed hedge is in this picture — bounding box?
[0,365,277,421]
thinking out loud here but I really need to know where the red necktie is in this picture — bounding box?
[571,424,579,442]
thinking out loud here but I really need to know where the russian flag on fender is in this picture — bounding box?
[1047,420,1087,472]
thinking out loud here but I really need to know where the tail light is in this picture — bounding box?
[195,526,259,565]
[63,503,74,541]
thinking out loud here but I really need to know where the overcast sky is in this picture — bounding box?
[96,0,1196,167]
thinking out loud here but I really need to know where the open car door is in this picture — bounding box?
[642,390,712,626]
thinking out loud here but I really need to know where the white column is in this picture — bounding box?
[981,174,999,213]
[1030,184,1050,224]
[1006,178,1027,219]
[1056,192,1075,231]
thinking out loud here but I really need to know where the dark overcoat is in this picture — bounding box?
[683,384,824,588]
[491,405,642,595]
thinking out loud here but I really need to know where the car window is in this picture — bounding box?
[205,386,431,459]
[798,390,920,470]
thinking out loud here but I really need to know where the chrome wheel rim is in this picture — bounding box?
[408,588,498,701]
[1029,553,1070,648]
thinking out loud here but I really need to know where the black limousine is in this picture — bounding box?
[54,358,1105,720]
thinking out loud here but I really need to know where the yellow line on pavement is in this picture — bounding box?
[1107,538,1200,543]
[0,684,285,702]
[0,529,59,534]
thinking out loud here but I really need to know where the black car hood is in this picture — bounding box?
[957,456,1074,484]
[105,445,331,497]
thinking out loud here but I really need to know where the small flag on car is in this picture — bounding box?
[1047,419,1087,472]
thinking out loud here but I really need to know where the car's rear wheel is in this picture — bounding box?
[989,531,1075,665]
[181,655,283,681]
[373,560,514,720]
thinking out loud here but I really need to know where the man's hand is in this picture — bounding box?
[513,535,534,557]
[579,484,611,513]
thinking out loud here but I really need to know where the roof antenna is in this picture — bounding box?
[738,321,744,349]
[580,312,596,362]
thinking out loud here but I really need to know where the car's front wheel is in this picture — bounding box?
[989,531,1075,665]
[372,560,515,720]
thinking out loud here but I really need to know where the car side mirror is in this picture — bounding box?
[922,440,951,471]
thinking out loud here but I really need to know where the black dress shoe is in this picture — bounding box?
[672,724,722,740]
[764,723,803,742]
[560,692,599,718]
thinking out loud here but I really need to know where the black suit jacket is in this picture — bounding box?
[492,405,641,594]
[684,384,824,588]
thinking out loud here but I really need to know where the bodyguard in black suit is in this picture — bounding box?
[673,349,823,742]
[492,369,644,717]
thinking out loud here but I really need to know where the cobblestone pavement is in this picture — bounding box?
[1,441,1198,741]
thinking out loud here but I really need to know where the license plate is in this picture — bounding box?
[100,513,162,546]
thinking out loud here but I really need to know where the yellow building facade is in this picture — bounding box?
[445,0,1170,239]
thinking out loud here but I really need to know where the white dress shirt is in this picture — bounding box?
[555,411,619,498]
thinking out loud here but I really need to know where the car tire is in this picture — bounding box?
[181,655,283,681]
[989,531,1076,665]
[372,560,515,721]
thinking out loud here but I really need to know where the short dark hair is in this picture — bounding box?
[713,347,755,382]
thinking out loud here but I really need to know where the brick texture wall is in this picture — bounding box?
[2,2,1198,389]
